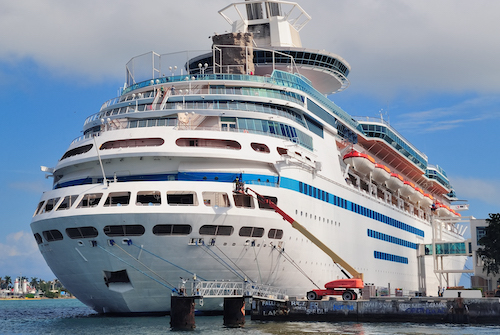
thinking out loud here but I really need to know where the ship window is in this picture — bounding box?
[66,226,99,239]
[42,198,60,213]
[153,224,192,236]
[167,191,198,205]
[277,147,288,155]
[239,226,265,237]
[251,143,270,153]
[199,225,234,236]
[202,192,230,207]
[56,195,78,210]
[100,138,164,150]
[268,229,283,239]
[257,196,278,210]
[136,191,161,206]
[233,194,254,208]
[34,201,45,216]
[103,225,145,237]
[104,192,131,207]
[176,138,241,150]
[60,144,93,160]
[77,193,103,208]
[34,233,43,245]
[42,229,64,242]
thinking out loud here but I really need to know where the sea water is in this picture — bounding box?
[1,298,500,335]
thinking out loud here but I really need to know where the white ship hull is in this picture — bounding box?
[31,130,465,314]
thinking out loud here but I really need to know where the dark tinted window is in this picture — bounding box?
[199,225,234,236]
[268,229,283,239]
[34,233,43,245]
[239,226,265,237]
[257,196,278,210]
[153,224,192,236]
[66,226,99,239]
[104,225,145,237]
[42,230,64,242]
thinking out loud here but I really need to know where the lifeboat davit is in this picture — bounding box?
[421,193,434,208]
[385,173,404,192]
[409,187,424,204]
[343,151,375,176]
[372,164,391,184]
[400,181,416,198]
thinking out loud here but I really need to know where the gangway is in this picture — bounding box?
[180,280,288,302]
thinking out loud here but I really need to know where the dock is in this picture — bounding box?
[170,280,500,327]
[250,296,500,324]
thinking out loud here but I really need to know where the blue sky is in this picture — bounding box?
[1,0,499,285]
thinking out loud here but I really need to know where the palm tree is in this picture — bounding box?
[4,276,12,290]
[30,277,38,290]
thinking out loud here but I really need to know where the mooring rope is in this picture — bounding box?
[109,240,178,289]
[128,241,207,281]
[97,244,179,293]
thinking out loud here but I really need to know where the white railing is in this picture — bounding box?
[182,280,287,301]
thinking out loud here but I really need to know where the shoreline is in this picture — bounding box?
[0,297,75,301]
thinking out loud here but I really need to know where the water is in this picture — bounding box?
[1,298,500,335]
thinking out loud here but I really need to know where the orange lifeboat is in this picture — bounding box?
[421,193,434,208]
[435,202,449,217]
[385,173,404,192]
[400,181,416,198]
[409,186,424,204]
[343,151,375,176]
[372,164,391,184]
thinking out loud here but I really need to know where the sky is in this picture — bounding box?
[1,0,499,285]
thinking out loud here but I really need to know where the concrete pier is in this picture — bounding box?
[251,297,500,324]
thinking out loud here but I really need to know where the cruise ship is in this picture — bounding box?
[30,0,468,314]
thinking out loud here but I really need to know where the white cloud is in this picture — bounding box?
[9,180,49,194]
[452,177,500,208]
[1,0,500,96]
[0,230,54,280]
[391,95,500,133]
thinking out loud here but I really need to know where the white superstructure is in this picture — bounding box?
[30,0,467,314]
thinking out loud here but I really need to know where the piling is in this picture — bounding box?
[170,296,196,330]
[223,297,246,327]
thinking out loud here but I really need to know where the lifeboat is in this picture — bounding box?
[400,181,416,198]
[343,151,375,176]
[385,173,404,192]
[409,186,424,204]
[421,193,434,208]
[372,164,391,184]
[435,202,449,217]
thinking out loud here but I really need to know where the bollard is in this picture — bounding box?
[223,297,246,327]
[170,296,196,330]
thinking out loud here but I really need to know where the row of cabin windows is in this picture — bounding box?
[34,192,277,215]
[61,139,274,161]
[34,225,284,244]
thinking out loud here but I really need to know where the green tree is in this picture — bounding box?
[3,276,12,290]
[477,213,500,275]
[30,277,38,291]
